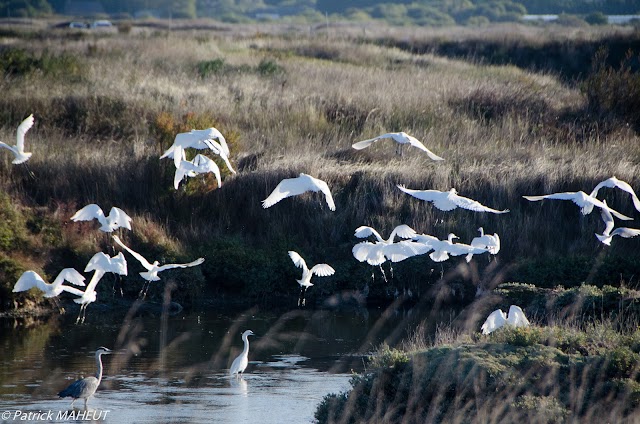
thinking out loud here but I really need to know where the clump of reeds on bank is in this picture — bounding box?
[0,22,639,311]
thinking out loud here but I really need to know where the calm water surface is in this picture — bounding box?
[0,301,435,423]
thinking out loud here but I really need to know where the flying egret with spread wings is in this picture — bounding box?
[414,233,487,263]
[160,127,230,159]
[523,191,633,220]
[71,204,132,232]
[12,269,86,312]
[398,185,509,214]
[113,235,204,297]
[288,250,335,307]
[262,173,335,211]
[589,176,640,213]
[0,114,34,164]
[595,200,640,246]
[352,132,444,160]
[481,305,530,334]
[173,145,222,190]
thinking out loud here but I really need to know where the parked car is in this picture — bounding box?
[90,20,113,29]
[68,21,88,29]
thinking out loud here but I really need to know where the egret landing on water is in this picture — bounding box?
[230,330,255,378]
[0,114,34,164]
[58,347,112,409]
[481,305,530,335]
[262,173,335,211]
[352,131,444,160]
[288,250,335,307]
[112,235,204,298]
[70,204,132,233]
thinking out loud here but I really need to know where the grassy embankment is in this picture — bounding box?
[0,22,639,313]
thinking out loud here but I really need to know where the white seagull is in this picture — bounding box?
[288,250,335,306]
[173,146,222,190]
[112,235,204,297]
[352,132,444,160]
[12,268,85,299]
[595,200,640,246]
[398,185,509,214]
[481,305,530,335]
[70,204,132,232]
[230,330,254,378]
[0,114,35,164]
[74,252,128,323]
[523,191,633,221]
[589,176,640,213]
[262,173,335,211]
[160,127,230,159]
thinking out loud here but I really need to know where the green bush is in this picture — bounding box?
[257,58,284,76]
[197,58,226,78]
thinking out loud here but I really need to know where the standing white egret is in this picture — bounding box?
[481,305,530,334]
[589,176,640,213]
[352,132,444,160]
[465,227,501,261]
[173,145,222,190]
[523,191,632,220]
[112,235,204,297]
[262,173,335,211]
[74,252,128,324]
[288,251,335,306]
[58,347,112,408]
[0,114,34,164]
[595,200,640,245]
[398,185,509,214]
[230,330,255,378]
[70,204,132,232]
[160,127,230,159]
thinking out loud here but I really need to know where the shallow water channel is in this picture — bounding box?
[0,301,439,423]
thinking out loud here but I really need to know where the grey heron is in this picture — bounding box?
[58,347,112,408]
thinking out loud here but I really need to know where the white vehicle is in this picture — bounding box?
[91,20,113,29]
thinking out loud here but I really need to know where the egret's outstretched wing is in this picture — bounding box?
[16,114,34,152]
[352,241,385,265]
[451,194,509,214]
[591,176,640,212]
[59,284,85,297]
[397,186,457,211]
[507,305,530,327]
[112,235,153,270]
[13,271,46,293]
[611,228,640,239]
[524,192,632,220]
[70,204,106,224]
[383,240,430,263]
[52,268,86,287]
[288,251,308,271]
[351,135,382,150]
[392,133,444,160]
[203,139,236,174]
[262,177,309,208]
[156,257,205,272]
[481,309,507,334]
[310,264,335,277]
[107,207,132,231]
[354,226,383,242]
[388,224,417,241]
[313,178,336,211]
[523,193,578,202]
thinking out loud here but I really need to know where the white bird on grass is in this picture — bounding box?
[112,235,204,298]
[589,176,640,213]
[70,204,132,232]
[398,185,509,214]
[481,305,530,335]
[523,191,633,221]
[262,173,335,211]
[0,114,34,164]
[465,227,501,262]
[230,330,255,378]
[352,132,444,160]
[173,145,222,190]
[288,250,335,307]
[160,127,230,159]
[58,347,112,409]
[74,252,128,324]
[595,200,640,246]
[13,268,86,312]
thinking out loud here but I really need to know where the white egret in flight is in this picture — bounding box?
[70,204,132,232]
[288,250,335,307]
[160,127,230,159]
[262,173,335,211]
[589,176,640,213]
[481,305,530,334]
[414,233,487,263]
[0,114,34,164]
[13,268,85,312]
[173,145,222,190]
[58,347,112,408]
[595,200,640,246]
[398,185,509,214]
[523,191,632,220]
[230,330,255,378]
[112,235,204,297]
[352,132,444,160]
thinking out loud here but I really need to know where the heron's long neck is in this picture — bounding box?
[95,353,104,383]
[242,336,250,356]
